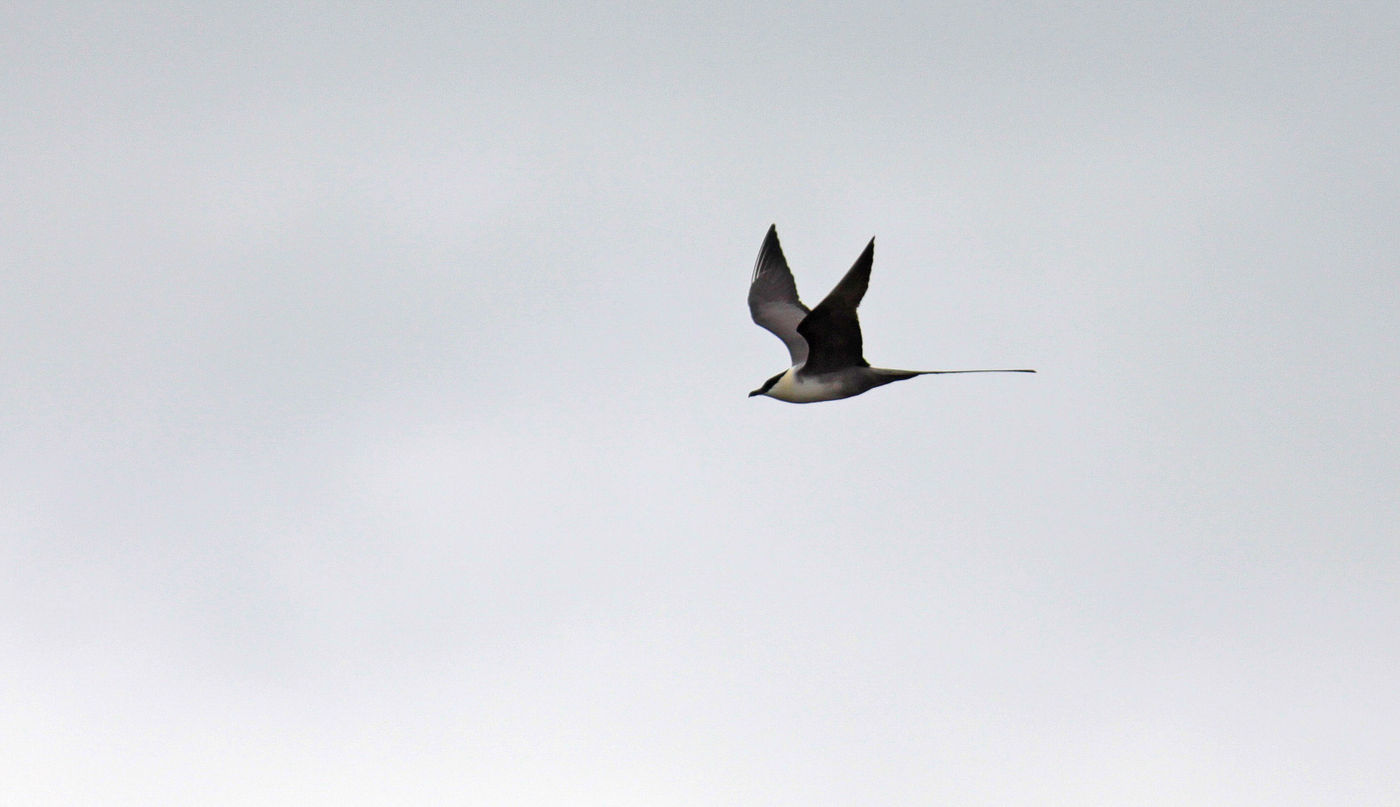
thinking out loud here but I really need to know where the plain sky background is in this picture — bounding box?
[3,1,1397,804]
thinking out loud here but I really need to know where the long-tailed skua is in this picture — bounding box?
[748,225,1034,403]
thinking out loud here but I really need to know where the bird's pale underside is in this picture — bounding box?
[747,225,1034,403]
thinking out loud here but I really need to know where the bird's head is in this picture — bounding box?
[749,372,784,398]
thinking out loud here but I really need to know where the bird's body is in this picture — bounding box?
[755,366,926,403]
[756,367,846,404]
[747,225,1033,403]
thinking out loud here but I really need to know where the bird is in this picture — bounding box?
[748,224,1034,403]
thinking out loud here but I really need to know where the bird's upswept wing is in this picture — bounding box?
[748,225,810,365]
[796,236,874,374]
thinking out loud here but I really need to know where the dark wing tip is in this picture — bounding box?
[760,224,778,247]
[752,224,788,284]
[816,234,875,313]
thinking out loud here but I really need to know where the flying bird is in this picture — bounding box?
[748,225,1034,403]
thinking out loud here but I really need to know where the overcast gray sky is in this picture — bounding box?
[4,1,1398,804]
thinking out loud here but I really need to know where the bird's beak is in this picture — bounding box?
[748,389,763,397]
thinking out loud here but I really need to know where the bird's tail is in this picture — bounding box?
[864,367,1034,392]
[873,368,1036,380]
[910,369,1036,375]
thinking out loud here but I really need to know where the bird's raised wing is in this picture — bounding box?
[748,225,810,366]
[796,237,873,374]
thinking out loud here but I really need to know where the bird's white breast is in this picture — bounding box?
[765,368,848,403]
